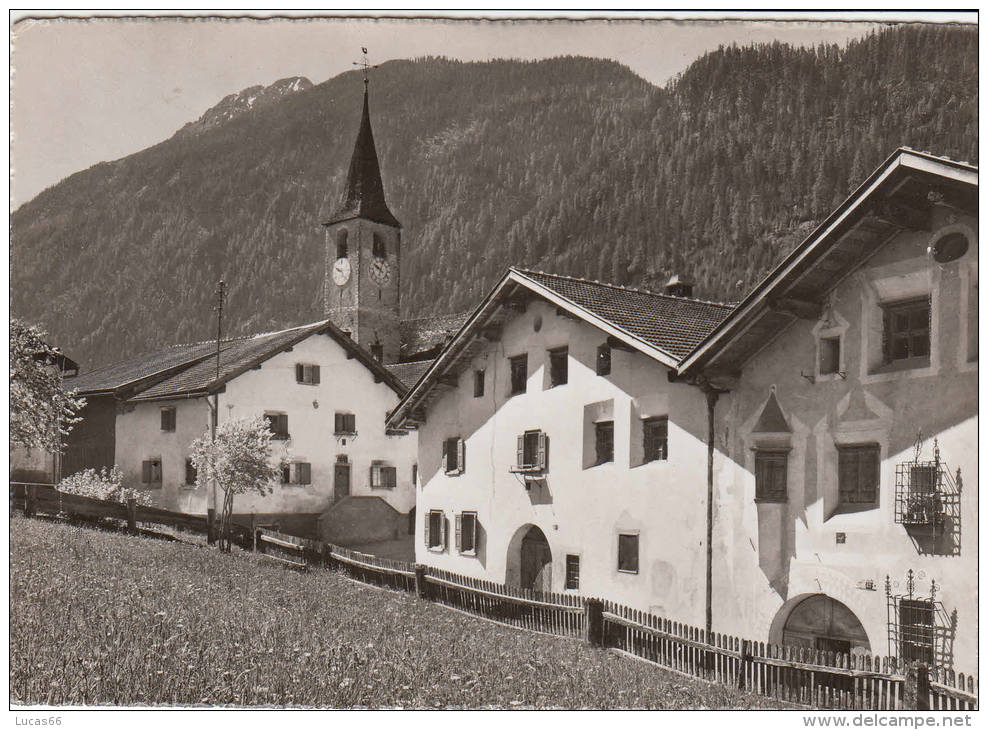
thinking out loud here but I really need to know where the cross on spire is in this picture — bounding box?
[353,46,377,86]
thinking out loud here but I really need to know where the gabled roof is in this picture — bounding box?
[385,359,435,389]
[386,268,734,429]
[65,340,218,396]
[679,148,978,376]
[399,312,470,360]
[323,84,400,228]
[129,318,406,402]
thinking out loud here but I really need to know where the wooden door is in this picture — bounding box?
[520,529,552,592]
[334,463,350,501]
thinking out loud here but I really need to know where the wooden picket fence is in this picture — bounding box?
[11,484,978,711]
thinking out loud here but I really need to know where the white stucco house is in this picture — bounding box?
[388,148,978,673]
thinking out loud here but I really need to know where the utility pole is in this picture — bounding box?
[207,280,225,544]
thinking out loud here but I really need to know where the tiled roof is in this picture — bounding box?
[514,269,734,360]
[385,359,435,389]
[65,340,216,395]
[399,312,469,359]
[132,321,332,401]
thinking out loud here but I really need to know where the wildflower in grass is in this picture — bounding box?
[58,465,152,506]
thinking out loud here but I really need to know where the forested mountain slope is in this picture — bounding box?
[11,25,977,370]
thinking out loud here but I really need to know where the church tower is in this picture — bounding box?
[323,72,401,364]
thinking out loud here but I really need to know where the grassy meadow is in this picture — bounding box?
[10,516,784,708]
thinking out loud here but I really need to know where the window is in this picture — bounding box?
[336,229,348,259]
[281,464,291,484]
[643,417,668,462]
[443,437,465,475]
[334,412,356,435]
[412,463,418,488]
[295,363,321,385]
[596,344,611,376]
[473,369,485,398]
[595,421,614,465]
[456,511,478,555]
[838,444,880,508]
[141,458,162,485]
[372,232,386,259]
[819,337,841,375]
[185,458,197,486]
[755,450,788,502]
[617,534,639,574]
[370,343,384,362]
[370,463,397,489]
[160,407,176,432]
[548,347,568,387]
[513,429,548,472]
[565,555,580,590]
[265,413,289,440]
[425,510,446,550]
[898,598,936,666]
[282,463,311,485]
[509,354,528,395]
[882,298,930,364]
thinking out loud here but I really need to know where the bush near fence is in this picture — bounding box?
[10,482,977,711]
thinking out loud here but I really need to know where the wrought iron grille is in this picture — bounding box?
[894,438,961,555]
[886,571,956,670]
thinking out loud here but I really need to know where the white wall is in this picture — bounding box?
[115,331,417,521]
[415,298,712,625]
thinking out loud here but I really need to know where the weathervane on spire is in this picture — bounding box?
[353,47,377,86]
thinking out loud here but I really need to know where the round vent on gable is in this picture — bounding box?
[930,231,969,263]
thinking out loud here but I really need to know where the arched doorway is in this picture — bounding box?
[781,594,871,655]
[518,526,552,593]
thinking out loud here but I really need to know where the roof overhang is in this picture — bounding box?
[678,148,978,376]
[386,268,680,430]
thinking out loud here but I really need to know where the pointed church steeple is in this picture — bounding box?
[324,79,401,228]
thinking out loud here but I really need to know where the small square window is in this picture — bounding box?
[565,554,580,590]
[334,412,356,435]
[618,534,639,574]
[509,354,528,395]
[595,421,614,465]
[295,363,321,385]
[548,347,568,387]
[160,407,176,432]
[643,417,668,462]
[819,337,840,375]
[596,344,611,376]
[473,370,485,398]
[755,450,788,502]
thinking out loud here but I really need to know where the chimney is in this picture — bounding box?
[664,274,694,298]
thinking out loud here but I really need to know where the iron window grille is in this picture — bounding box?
[565,555,580,590]
[755,449,789,502]
[886,571,955,670]
[643,416,669,462]
[894,438,961,555]
[512,429,548,473]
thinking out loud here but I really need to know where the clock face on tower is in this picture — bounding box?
[332,257,351,286]
[370,256,391,285]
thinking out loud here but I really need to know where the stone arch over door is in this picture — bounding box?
[772,594,871,656]
[505,524,552,593]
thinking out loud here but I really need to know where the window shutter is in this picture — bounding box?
[457,438,465,474]
[334,413,342,433]
[882,309,892,364]
[537,431,548,470]
[385,467,396,489]
[516,435,525,469]
[423,512,431,547]
[346,414,356,433]
[455,513,462,552]
[312,365,320,384]
[142,460,151,483]
[299,463,311,484]
[441,514,448,548]
[296,364,304,382]
[442,440,449,473]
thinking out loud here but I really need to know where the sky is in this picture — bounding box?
[8,12,967,208]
